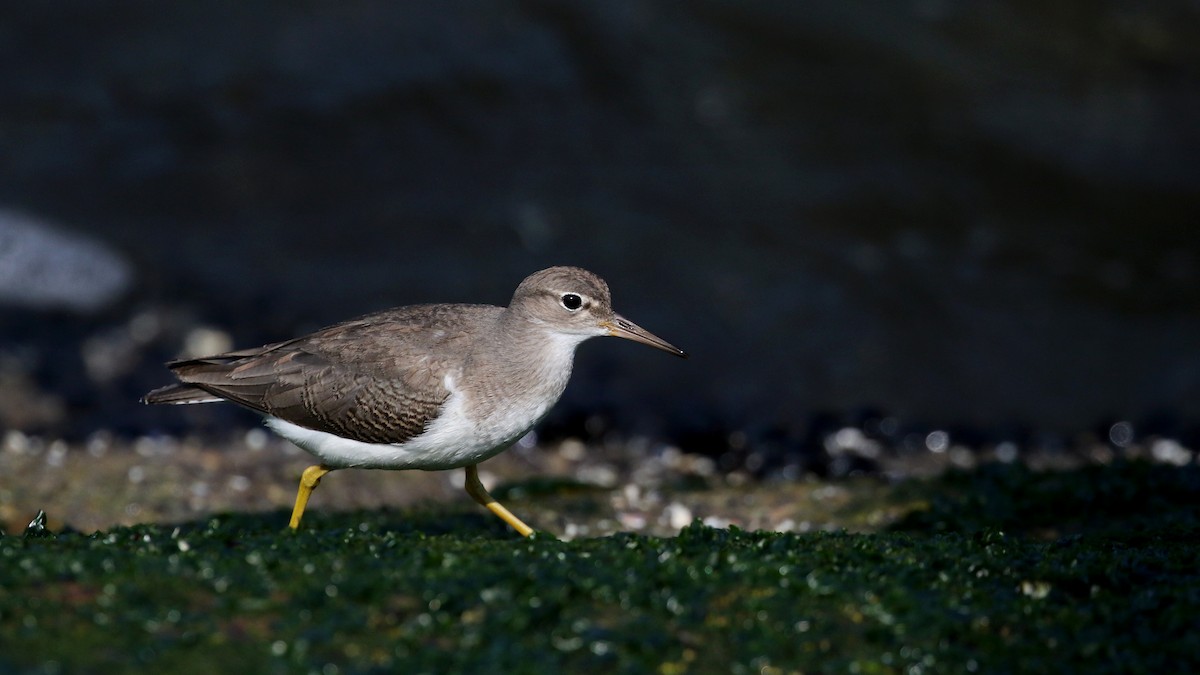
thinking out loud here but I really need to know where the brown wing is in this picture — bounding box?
[149,304,497,444]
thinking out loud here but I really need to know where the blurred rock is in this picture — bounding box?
[182,327,234,359]
[0,366,65,430]
[0,210,132,313]
[81,326,142,383]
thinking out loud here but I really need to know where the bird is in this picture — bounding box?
[142,266,686,536]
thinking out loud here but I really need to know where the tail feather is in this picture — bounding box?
[141,383,223,405]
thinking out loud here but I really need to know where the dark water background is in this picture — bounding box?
[1,2,1198,453]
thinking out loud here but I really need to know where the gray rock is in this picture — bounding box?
[0,210,132,312]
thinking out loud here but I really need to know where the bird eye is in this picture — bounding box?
[560,293,583,311]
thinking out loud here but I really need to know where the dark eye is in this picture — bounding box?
[560,293,583,311]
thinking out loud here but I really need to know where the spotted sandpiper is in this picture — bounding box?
[143,266,685,536]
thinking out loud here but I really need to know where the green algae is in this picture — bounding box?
[1,462,1197,674]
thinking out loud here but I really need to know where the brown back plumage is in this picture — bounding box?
[144,304,502,444]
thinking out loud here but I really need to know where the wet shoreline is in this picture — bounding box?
[4,425,1192,537]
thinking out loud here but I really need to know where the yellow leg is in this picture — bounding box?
[464,464,534,537]
[289,464,333,529]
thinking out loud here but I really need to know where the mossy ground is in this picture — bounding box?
[2,461,1198,674]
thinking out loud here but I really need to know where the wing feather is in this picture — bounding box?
[147,304,499,444]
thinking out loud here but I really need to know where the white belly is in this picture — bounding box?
[264,376,550,471]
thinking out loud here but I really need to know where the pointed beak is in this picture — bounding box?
[601,313,687,358]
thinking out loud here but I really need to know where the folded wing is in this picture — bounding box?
[142,307,480,445]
